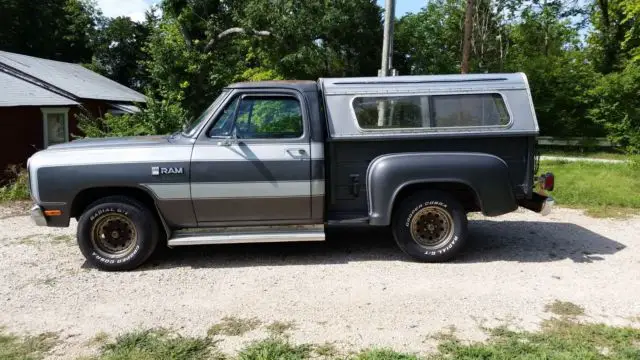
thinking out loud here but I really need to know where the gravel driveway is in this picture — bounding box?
[1,204,639,358]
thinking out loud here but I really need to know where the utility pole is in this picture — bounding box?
[380,0,396,77]
[461,0,474,73]
[378,0,396,126]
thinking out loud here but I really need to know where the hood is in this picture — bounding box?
[45,135,171,150]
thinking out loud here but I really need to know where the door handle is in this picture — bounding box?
[286,148,308,158]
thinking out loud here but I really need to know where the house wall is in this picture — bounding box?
[0,99,115,181]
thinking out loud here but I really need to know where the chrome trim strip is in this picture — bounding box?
[168,228,325,246]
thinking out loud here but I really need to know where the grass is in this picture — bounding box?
[0,328,58,360]
[545,300,585,317]
[540,159,640,217]
[429,318,640,360]
[5,315,640,360]
[208,316,261,337]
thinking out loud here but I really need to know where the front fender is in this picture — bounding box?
[366,152,517,226]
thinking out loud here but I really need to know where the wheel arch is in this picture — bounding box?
[367,152,518,226]
[70,186,170,239]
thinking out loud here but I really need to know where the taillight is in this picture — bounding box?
[541,172,554,191]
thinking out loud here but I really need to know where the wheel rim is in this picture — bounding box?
[409,206,454,249]
[90,213,137,257]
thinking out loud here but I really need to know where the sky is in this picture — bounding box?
[95,0,425,22]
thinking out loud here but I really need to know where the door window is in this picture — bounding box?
[209,96,303,139]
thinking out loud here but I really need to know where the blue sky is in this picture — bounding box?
[96,0,426,22]
[376,0,425,16]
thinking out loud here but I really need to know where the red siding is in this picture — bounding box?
[0,100,115,180]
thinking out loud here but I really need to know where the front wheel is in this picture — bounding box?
[76,197,159,271]
[392,190,468,262]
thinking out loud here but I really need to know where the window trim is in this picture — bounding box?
[41,107,70,148]
[350,91,514,133]
[204,92,307,142]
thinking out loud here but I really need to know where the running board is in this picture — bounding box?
[167,225,325,247]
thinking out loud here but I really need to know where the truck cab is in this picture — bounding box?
[28,73,554,271]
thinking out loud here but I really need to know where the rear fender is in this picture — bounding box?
[366,152,518,226]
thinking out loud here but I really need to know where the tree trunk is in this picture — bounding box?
[461,0,475,74]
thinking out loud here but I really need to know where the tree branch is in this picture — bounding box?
[204,27,271,52]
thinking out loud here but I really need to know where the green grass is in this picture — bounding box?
[0,166,30,202]
[5,317,640,360]
[429,319,640,360]
[541,160,640,217]
[0,328,58,360]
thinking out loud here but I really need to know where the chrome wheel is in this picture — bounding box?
[409,206,454,248]
[90,213,137,257]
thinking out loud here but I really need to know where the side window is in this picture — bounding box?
[208,96,303,139]
[432,94,509,127]
[352,93,510,130]
[235,97,303,139]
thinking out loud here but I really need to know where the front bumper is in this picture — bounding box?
[30,205,47,226]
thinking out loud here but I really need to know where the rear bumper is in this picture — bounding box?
[518,192,554,216]
[30,205,47,226]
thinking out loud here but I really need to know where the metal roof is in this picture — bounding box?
[0,71,79,107]
[0,50,146,103]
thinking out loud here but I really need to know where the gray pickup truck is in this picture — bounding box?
[28,73,554,271]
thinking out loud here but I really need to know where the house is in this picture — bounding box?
[0,50,146,175]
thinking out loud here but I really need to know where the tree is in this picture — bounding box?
[0,0,103,63]
[393,0,465,75]
[91,16,152,91]
[588,0,631,73]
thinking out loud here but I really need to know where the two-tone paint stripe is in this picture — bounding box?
[143,180,325,201]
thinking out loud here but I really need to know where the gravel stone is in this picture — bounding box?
[0,206,639,358]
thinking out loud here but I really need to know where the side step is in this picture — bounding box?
[167,225,325,247]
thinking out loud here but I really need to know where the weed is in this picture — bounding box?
[87,331,110,347]
[314,342,339,357]
[0,166,30,202]
[266,321,296,337]
[351,348,419,360]
[428,325,457,342]
[237,337,311,360]
[545,300,585,317]
[93,328,218,360]
[208,316,261,337]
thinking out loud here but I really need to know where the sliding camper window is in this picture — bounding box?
[352,93,510,130]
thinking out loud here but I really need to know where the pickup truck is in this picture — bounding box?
[27,73,554,271]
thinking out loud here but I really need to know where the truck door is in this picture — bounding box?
[190,90,313,225]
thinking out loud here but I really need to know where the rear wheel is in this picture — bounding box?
[392,190,467,262]
[77,197,159,271]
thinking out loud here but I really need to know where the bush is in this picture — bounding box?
[588,63,640,154]
[0,165,30,202]
[77,94,189,137]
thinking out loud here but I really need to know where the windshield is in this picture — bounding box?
[182,90,230,137]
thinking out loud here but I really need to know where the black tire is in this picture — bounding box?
[76,196,160,271]
[392,190,467,262]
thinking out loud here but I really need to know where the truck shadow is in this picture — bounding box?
[142,220,626,270]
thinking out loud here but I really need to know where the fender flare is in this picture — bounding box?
[366,152,518,225]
